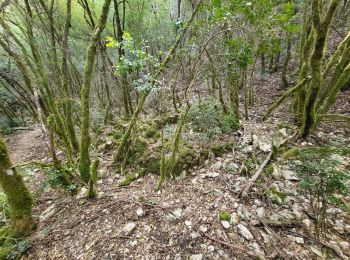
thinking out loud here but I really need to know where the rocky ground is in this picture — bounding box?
[4,118,349,260]
[3,68,350,259]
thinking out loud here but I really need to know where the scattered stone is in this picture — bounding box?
[279,128,287,137]
[302,219,311,228]
[261,232,273,244]
[205,172,220,178]
[76,187,88,199]
[338,241,349,251]
[123,222,136,235]
[174,254,181,260]
[221,220,231,229]
[168,209,182,221]
[230,213,240,225]
[326,208,343,214]
[136,208,144,217]
[282,169,299,181]
[207,245,215,252]
[237,224,253,240]
[259,142,271,152]
[185,220,192,228]
[287,235,304,244]
[211,161,223,171]
[199,225,208,233]
[254,199,262,206]
[190,254,203,260]
[310,246,323,257]
[190,232,201,239]
[256,207,265,218]
[242,145,253,154]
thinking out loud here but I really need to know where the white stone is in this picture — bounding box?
[185,220,192,227]
[282,169,299,181]
[199,225,208,233]
[190,232,201,239]
[287,235,304,244]
[174,254,181,260]
[123,222,136,235]
[76,187,88,199]
[302,219,311,227]
[338,241,349,251]
[190,254,203,260]
[136,208,144,217]
[221,220,230,229]
[207,245,215,252]
[237,224,253,240]
[6,169,14,176]
[206,172,220,178]
[254,199,262,206]
[230,213,240,225]
[211,161,223,171]
[257,207,266,218]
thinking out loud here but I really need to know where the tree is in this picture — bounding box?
[79,0,112,184]
[0,137,35,237]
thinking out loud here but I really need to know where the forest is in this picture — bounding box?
[0,0,349,259]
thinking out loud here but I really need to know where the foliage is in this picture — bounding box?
[292,151,350,237]
[43,166,76,193]
[0,192,9,219]
[106,33,157,75]
[0,237,31,260]
[187,100,239,138]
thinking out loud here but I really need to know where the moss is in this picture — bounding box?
[283,146,350,160]
[141,122,158,138]
[0,245,12,259]
[219,211,231,221]
[211,143,233,157]
[0,138,36,237]
[267,186,286,205]
[119,173,137,187]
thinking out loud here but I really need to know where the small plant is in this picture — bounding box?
[292,151,350,237]
[219,211,231,221]
[0,193,9,220]
[0,239,32,260]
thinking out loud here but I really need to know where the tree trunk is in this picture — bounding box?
[79,0,112,184]
[0,137,36,237]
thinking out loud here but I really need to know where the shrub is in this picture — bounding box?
[292,150,350,237]
[187,100,238,138]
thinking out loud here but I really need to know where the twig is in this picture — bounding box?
[201,231,254,257]
[254,220,302,229]
[287,231,348,260]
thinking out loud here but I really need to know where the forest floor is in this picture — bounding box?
[5,71,350,260]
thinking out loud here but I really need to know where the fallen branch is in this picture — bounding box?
[287,231,348,260]
[254,220,302,229]
[241,133,297,198]
[201,231,254,257]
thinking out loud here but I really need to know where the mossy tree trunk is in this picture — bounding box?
[79,0,112,184]
[0,137,35,237]
[61,0,79,153]
[301,0,339,138]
